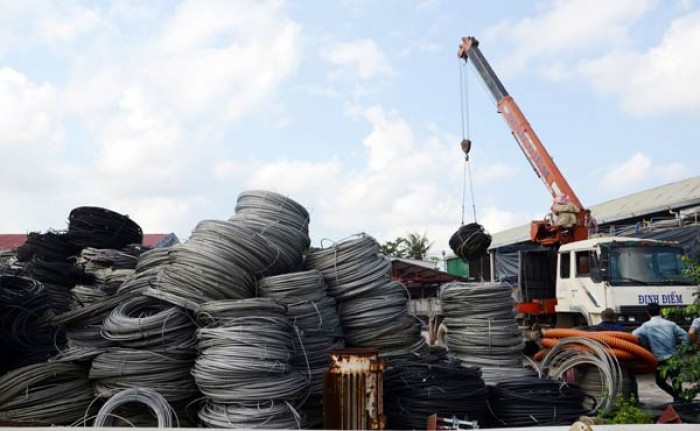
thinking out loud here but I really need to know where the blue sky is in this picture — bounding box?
[1,0,698,257]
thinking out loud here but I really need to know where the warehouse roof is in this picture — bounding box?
[490,175,700,249]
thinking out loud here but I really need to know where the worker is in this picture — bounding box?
[593,308,623,332]
[632,302,689,402]
[550,195,579,228]
[689,316,700,345]
[584,209,598,236]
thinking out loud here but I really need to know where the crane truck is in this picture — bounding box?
[457,36,697,327]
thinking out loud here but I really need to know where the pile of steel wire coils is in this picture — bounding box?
[384,349,489,429]
[486,377,592,427]
[193,298,309,428]
[449,222,491,261]
[305,233,426,357]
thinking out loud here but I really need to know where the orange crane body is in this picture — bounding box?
[458,36,588,246]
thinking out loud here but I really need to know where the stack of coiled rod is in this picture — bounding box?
[441,282,528,380]
[305,233,426,356]
[193,298,308,428]
[258,270,344,427]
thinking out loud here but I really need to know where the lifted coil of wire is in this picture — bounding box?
[449,222,492,261]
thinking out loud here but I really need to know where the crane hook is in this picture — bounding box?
[460,138,471,161]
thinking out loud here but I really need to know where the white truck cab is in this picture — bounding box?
[555,236,697,327]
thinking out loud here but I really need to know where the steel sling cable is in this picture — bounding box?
[0,362,95,426]
[93,388,177,428]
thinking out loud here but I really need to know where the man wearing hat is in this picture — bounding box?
[594,308,624,332]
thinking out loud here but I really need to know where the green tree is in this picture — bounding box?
[659,256,700,402]
[402,232,433,261]
[379,237,408,258]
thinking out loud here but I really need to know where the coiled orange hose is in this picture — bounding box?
[536,328,658,374]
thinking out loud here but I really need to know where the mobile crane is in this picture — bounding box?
[458,36,587,246]
[456,36,696,326]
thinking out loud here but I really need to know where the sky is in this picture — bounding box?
[1,0,699,258]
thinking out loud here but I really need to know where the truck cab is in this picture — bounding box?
[555,237,697,328]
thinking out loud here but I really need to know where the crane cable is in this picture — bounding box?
[459,60,477,224]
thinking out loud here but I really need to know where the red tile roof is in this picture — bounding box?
[0,234,171,250]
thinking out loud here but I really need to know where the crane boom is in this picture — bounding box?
[458,36,587,245]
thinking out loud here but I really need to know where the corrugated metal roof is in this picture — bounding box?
[490,175,700,249]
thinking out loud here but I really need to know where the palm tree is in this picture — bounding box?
[379,237,408,257]
[402,232,433,261]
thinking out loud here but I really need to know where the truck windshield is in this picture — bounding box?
[607,245,695,286]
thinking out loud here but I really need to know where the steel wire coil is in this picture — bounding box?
[150,243,256,308]
[134,248,170,273]
[257,270,327,302]
[189,219,281,275]
[384,355,488,430]
[486,377,592,427]
[0,275,61,372]
[90,348,198,402]
[15,231,82,262]
[66,206,143,249]
[26,259,94,288]
[234,190,310,233]
[230,214,309,274]
[198,399,305,429]
[52,290,139,326]
[101,296,196,350]
[449,222,492,261]
[71,284,116,308]
[441,282,525,368]
[116,267,160,295]
[77,247,138,271]
[0,362,94,426]
[285,297,343,336]
[195,297,287,326]
[479,366,539,384]
[93,388,177,428]
[538,336,623,414]
[304,234,379,272]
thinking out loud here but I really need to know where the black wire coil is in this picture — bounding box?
[449,222,491,261]
[486,377,591,427]
[15,231,82,262]
[0,275,62,373]
[66,206,143,249]
[384,353,489,430]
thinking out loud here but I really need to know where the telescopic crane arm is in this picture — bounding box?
[458,36,587,245]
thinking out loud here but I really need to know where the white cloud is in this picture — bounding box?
[599,152,652,193]
[37,6,101,43]
[486,0,655,76]
[322,39,393,80]
[579,10,700,115]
